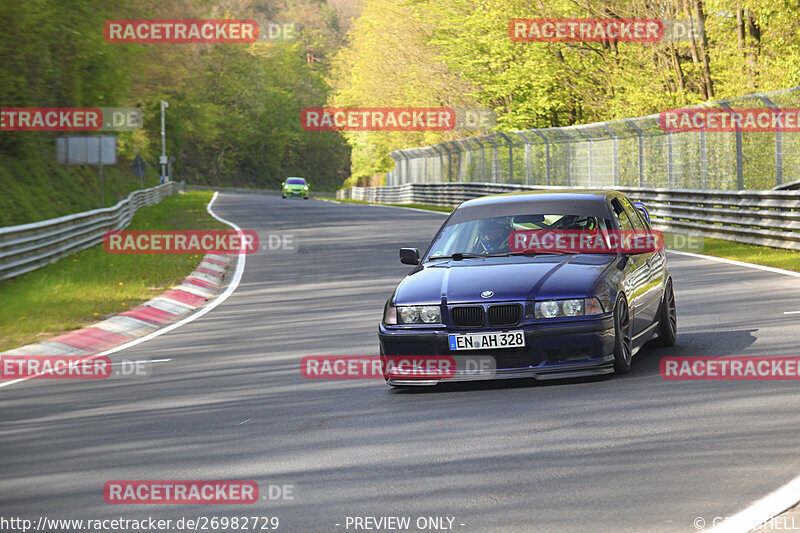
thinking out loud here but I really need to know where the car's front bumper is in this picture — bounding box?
[283,189,308,197]
[378,315,616,385]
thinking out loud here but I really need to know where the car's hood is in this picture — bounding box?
[394,255,616,305]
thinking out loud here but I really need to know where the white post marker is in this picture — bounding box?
[160,101,169,183]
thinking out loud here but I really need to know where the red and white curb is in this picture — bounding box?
[0,253,234,358]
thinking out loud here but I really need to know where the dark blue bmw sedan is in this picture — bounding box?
[378,190,677,386]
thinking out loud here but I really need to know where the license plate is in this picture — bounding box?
[448,331,525,351]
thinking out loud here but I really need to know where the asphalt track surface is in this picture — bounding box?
[2,193,800,533]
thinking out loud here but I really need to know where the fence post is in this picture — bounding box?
[489,135,500,183]
[497,132,514,183]
[523,136,531,184]
[624,119,645,187]
[431,145,445,183]
[552,128,571,186]
[531,130,550,186]
[757,94,783,187]
[699,130,707,189]
[575,127,595,187]
[719,101,744,189]
[466,138,480,182]
[480,137,487,182]
[601,124,618,186]
[667,132,674,188]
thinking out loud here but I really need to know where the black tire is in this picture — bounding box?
[304,196,309,200]
[281,195,286,199]
[656,278,677,346]
[613,294,633,374]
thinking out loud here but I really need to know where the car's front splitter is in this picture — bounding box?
[380,316,615,385]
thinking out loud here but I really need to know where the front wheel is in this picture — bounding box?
[656,278,677,346]
[613,295,633,374]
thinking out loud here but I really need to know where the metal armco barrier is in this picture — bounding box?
[0,182,182,280]
[337,182,800,251]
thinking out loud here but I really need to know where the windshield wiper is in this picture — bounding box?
[428,252,492,261]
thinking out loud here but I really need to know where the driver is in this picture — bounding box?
[474,217,512,254]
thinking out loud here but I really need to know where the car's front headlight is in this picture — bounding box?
[389,305,441,324]
[303,186,309,190]
[534,298,604,319]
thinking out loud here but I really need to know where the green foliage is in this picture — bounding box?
[330,0,800,179]
[1,0,352,227]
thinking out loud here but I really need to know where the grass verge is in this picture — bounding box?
[334,196,800,273]
[0,151,163,227]
[0,191,225,352]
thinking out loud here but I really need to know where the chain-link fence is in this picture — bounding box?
[387,87,800,190]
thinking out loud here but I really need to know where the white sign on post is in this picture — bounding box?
[56,135,117,165]
[56,135,118,207]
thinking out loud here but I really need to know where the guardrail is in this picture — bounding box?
[0,182,182,280]
[337,183,800,251]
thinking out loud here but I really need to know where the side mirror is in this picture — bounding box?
[632,201,651,225]
[281,182,285,187]
[400,248,420,265]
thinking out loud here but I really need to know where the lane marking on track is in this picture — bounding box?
[783,311,800,315]
[708,476,800,533]
[665,250,800,279]
[109,358,172,366]
[0,192,246,390]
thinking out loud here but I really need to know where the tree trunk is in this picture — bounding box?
[693,0,714,99]
[681,0,706,98]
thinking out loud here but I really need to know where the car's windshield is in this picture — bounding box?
[427,213,613,259]
[286,178,306,185]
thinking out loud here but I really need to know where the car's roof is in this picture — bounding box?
[286,176,306,180]
[459,189,617,208]
[446,189,618,224]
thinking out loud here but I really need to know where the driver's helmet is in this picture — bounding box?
[477,217,512,254]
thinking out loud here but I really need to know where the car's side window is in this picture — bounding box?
[610,198,634,231]
[619,197,648,232]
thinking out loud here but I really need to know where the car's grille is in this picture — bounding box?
[488,304,522,327]
[450,306,484,327]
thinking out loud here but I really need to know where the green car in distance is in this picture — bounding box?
[282,177,310,199]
